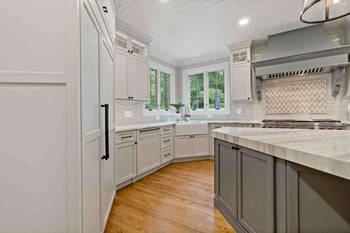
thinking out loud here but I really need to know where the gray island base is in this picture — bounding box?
[213,127,350,233]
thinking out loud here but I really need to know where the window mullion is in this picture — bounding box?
[204,71,208,110]
[157,70,160,110]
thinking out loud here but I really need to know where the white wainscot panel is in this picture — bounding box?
[0,84,67,233]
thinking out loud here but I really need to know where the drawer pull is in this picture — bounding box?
[163,139,171,143]
[163,129,170,132]
[140,128,160,133]
[164,153,171,157]
[121,136,133,139]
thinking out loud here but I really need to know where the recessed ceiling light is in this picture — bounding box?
[239,18,249,26]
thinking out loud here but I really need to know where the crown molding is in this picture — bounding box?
[176,50,230,67]
[116,18,153,44]
[149,49,178,67]
[227,40,252,51]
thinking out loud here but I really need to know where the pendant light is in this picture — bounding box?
[300,0,350,23]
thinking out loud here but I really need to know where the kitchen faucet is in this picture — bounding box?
[184,106,191,121]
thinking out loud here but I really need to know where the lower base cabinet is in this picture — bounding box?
[214,139,350,233]
[175,135,208,158]
[286,162,350,233]
[115,141,136,184]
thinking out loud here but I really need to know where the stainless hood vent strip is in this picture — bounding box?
[262,67,330,80]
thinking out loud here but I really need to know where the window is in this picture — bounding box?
[144,62,175,114]
[145,69,157,110]
[183,63,229,114]
[160,72,170,110]
[189,73,204,110]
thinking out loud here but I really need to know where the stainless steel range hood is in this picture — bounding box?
[252,25,350,99]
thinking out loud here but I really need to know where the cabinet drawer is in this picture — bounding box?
[160,134,173,149]
[161,147,173,163]
[116,131,136,144]
[160,126,173,135]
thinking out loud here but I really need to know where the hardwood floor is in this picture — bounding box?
[105,160,235,233]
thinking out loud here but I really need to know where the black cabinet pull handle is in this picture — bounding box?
[101,104,109,160]
[232,146,236,150]
[102,6,108,13]
[121,136,132,139]
[131,51,134,54]
[163,139,170,143]
[164,153,171,157]
[128,50,131,53]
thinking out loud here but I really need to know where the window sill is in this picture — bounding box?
[189,109,230,116]
[143,109,176,116]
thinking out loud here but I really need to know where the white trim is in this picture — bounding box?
[116,18,153,44]
[143,61,176,116]
[177,50,230,67]
[182,62,230,115]
[149,48,178,67]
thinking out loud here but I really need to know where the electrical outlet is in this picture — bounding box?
[124,111,133,118]
[237,108,242,115]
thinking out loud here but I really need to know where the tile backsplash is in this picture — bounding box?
[265,77,327,115]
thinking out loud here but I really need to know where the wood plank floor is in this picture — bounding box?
[105,160,235,233]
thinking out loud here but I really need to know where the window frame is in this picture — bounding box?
[183,62,230,115]
[143,61,175,116]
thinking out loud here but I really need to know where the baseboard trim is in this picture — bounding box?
[214,196,247,233]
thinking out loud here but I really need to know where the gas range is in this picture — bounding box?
[262,119,345,130]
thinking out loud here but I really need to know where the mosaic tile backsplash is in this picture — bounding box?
[265,78,327,114]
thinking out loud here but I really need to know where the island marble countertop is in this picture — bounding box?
[213,127,350,180]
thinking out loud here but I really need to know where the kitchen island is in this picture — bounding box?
[213,127,350,233]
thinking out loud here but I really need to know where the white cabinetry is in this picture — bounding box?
[230,47,252,101]
[115,131,137,185]
[115,31,150,101]
[160,126,174,164]
[81,1,115,232]
[137,128,161,175]
[0,0,115,232]
[175,135,208,158]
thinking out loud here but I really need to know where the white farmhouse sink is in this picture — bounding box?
[176,122,208,136]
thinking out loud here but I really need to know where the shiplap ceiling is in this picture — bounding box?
[116,0,306,65]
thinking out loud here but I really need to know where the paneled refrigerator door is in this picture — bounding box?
[100,39,116,232]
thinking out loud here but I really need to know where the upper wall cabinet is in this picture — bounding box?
[115,31,151,101]
[228,42,252,102]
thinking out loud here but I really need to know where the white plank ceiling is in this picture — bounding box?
[116,0,306,64]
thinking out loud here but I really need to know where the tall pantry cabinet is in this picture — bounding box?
[0,0,116,233]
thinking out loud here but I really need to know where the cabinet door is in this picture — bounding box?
[287,162,350,233]
[81,3,101,232]
[231,63,251,101]
[192,135,208,156]
[99,40,115,232]
[215,140,238,218]
[175,136,192,158]
[238,147,274,233]
[115,142,136,184]
[129,55,149,101]
[115,49,129,99]
[137,129,160,175]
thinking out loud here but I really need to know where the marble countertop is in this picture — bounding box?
[115,121,178,132]
[213,127,350,180]
[115,120,262,132]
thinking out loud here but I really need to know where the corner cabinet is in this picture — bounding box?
[230,47,252,101]
[115,32,150,101]
[175,135,208,158]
